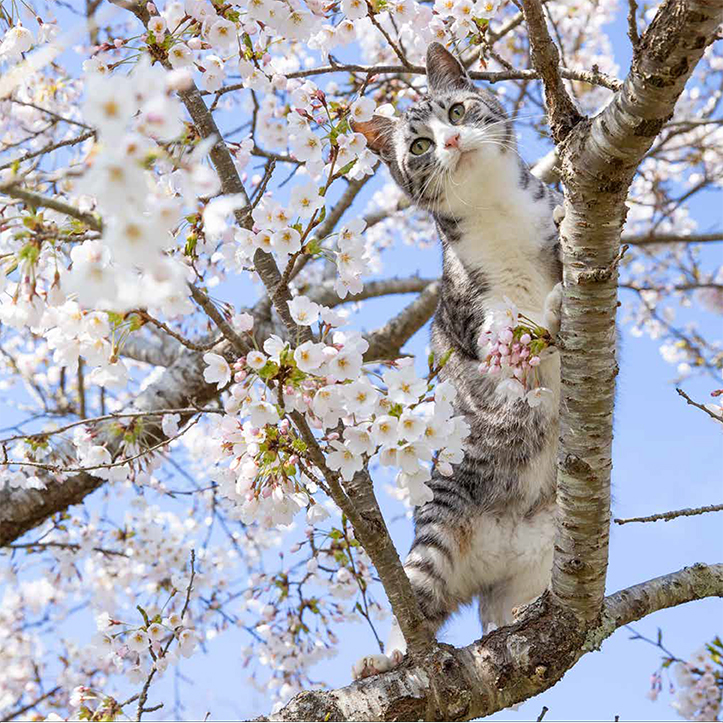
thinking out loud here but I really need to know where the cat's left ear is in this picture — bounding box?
[351,115,396,161]
[426,42,470,93]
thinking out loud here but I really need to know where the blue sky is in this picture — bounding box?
[1,2,721,720]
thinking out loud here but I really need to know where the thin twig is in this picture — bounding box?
[676,387,723,424]
[0,183,102,230]
[208,63,621,96]
[137,310,223,353]
[3,418,200,474]
[0,407,222,447]
[187,284,249,356]
[614,503,723,525]
[6,98,94,130]
[4,686,62,721]
[135,550,195,721]
[0,130,95,171]
[7,541,128,556]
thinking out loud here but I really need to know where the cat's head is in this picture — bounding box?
[353,43,513,216]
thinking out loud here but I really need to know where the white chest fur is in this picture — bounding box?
[442,150,555,316]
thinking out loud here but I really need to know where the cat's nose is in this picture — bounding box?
[444,132,461,149]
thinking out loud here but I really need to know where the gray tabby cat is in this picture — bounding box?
[351,42,565,680]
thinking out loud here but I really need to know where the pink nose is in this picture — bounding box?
[444,133,461,149]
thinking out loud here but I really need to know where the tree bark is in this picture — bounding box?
[524,0,723,623]
[264,564,723,722]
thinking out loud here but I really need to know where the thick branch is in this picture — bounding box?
[265,564,723,722]
[550,0,723,624]
[520,0,583,141]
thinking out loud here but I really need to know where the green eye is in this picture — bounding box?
[410,137,433,155]
[449,103,465,124]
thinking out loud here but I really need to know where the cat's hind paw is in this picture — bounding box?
[351,650,404,680]
[543,282,563,338]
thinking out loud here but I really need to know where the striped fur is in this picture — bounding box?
[352,42,564,678]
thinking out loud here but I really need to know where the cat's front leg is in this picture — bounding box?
[543,282,563,338]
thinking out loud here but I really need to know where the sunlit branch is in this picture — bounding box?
[614,503,723,525]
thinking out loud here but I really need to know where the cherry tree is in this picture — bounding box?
[0,0,721,720]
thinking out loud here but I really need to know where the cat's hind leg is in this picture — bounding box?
[352,514,471,680]
[478,555,553,635]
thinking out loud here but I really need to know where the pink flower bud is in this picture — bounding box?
[114,38,124,48]
[529,356,541,367]
[500,328,513,344]
[499,344,510,357]
[262,486,272,498]
[520,333,532,345]
[328,432,340,440]
[146,2,158,14]
[520,347,530,359]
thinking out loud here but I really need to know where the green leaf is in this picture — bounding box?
[136,604,150,627]
[258,360,280,379]
[18,242,40,265]
[336,159,356,176]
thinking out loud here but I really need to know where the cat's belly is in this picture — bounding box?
[449,502,556,600]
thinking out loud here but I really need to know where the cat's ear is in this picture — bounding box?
[426,42,469,93]
[351,115,396,160]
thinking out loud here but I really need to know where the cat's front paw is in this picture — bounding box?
[351,649,404,680]
[543,282,563,338]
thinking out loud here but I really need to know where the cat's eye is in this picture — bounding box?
[410,137,433,155]
[449,103,465,124]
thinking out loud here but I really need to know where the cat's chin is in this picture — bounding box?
[454,148,476,171]
[448,147,483,180]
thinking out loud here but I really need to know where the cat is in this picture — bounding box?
[350,42,565,680]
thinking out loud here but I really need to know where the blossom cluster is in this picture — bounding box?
[647,643,723,721]
[203,304,468,523]
[477,297,556,408]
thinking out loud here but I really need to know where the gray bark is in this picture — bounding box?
[265,564,723,721]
